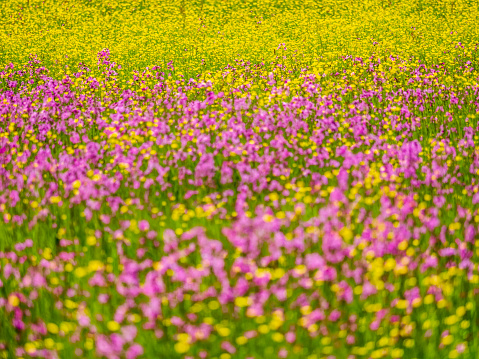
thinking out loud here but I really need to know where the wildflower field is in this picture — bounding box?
[2,0,479,358]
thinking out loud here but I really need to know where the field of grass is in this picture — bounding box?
[2,0,479,358]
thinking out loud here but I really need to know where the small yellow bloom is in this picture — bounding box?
[174,342,190,353]
[391,348,404,358]
[49,196,61,204]
[8,295,20,307]
[339,227,353,242]
[263,214,274,222]
[442,335,453,346]
[235,296,251,308]
[258,324,270,334]
[236,336,248,345]
[86,236,97,246]
[85,339,94,350]
[24,343,36,354]
[217,326,231,337]
[208,301,220,310]
[177,333,190,343]
[60,321,74,333]
[64,299,78,309]
[107,321,120,331]
[398,240,408,251]
[44,338,55,349]
[74,267,87,278]
[449,349,459,359]
[47,323,59,334]
[272,332,284,342]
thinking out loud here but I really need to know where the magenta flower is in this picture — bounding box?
[125,344,143,359]
[138,220,150,232]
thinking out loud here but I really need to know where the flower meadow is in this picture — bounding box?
[3,1,479,359]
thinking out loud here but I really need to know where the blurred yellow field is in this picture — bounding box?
[2,0,479,74]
